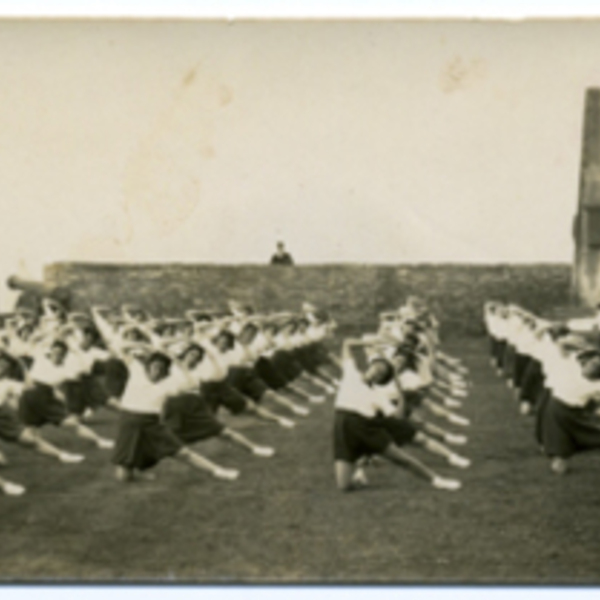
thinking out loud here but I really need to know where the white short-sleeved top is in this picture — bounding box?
[306,325,326,343]
[334,357,397,418]
[167,364,200,395]
[398,368,427,392]
[247,333,269,362]
[7,336,33,358]
[65,347,111,378]
[194,351,228,382]
[223,343,247,368]
[548,355,600,408]
[29,352,79,387]
[493,316,508,341]
[120,361,181,414]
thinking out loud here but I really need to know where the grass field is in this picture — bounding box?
[1,337,600,583]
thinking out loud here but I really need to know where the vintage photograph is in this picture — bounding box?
[0,16,599,584]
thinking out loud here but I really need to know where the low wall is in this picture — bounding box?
[44,263,573,337]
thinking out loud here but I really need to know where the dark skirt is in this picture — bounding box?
[374,414,417,447]
[519,359,544,404]
[227,366,268,403]
[512,352,530,389]
[8,356,31,381]
[534,387,552,445]
[59,380,88,416]
[18,383,68,427]
[255,357,288,390]
[333,409,393,463]
[271,350,303,382]
[96,358,129,400]
[200,380,247,415]
[0,405,23,442]
[294,344,322,374]
[495,340,507,370]
[502,343,516,381]
[163,393,225,444]
[538,395,600,458]
[112,411,183,471]
[61,374,113,415]
[403,390,425,417]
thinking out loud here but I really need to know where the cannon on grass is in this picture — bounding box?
[7,275,72,315]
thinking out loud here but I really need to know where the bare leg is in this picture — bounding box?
[381,443,461,490]
[19,428,85,463]
[302,372,335,393]
[0,475,25,496]
[413,432,471,468]
[262,389,309,417]
[550,456,569,475]
[351,456,370,486]
[115,466,134,482]
[412,417,468,446]
[433,379,468,398]
[436,350,468,371]
[220,427,275,457]
[317,364,340,382]
[327,354,343,371]
[174,446,239,480]
[245,401,296,429]
[61,415,115,449]
[423,398,470,427]
[429,387,463,409]
[334,460,356,491]
[286,382,326,405]
[381,443,438,482]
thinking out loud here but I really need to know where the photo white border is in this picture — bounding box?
[1,1,599,598]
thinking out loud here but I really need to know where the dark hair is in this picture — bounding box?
[146,352,172,369]
[548,324,570,341]
[403,319,424,333]
[313,309,330,323]
[189,312,213,323]
[213,330,235,350]
[296,317,310,329]
[582,355,600,380]
[81,325,100,342]
[403,333,420,347]
[239,322,259,342]
[368,358,394,386]
[50,339,68,353]
[263,322,279,335]
[180,343,205,361]
[393,343,419,370]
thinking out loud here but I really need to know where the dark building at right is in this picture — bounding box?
[573,88,600,306]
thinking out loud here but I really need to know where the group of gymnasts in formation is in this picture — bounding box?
[332,296,473,492]
[0,297,342,496]
[0,291,473,497]
[484,301,600,474]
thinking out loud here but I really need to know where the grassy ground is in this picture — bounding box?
[1,337,600,583]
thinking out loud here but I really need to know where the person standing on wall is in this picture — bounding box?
[270,242,294,266]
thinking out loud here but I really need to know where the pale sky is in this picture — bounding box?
[0,19,596,286]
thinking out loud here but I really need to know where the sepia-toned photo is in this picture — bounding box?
[1,15,600,585]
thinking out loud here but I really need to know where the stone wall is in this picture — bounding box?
[44,263,573,337]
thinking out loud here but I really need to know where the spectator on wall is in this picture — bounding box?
[270,242,294,266]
